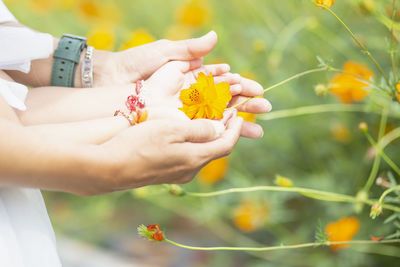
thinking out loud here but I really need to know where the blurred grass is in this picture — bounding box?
[4,0,400,266]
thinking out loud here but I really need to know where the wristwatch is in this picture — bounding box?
[51,34,87,87]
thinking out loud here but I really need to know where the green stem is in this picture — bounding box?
[257,104,372,121]
[227,67,328,110]
[363,107,389,192]
[391,0,398,84]
[378,127,400,149]
[314,1,390,85]
[364,131,400,176]
[379,185,400,203]
[164,238,400,252]
[183,186,400,213]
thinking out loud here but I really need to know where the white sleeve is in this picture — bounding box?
[0,0,17,23]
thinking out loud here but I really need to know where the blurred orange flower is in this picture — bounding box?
[330,123,351,143]
[325,217,360,251]
[119,29,155,50]
[180,72,231,119]
[396,80,400,103]
[329,61,374,104]
[87,26,115,50]
[316,0,335,9]
[198,157,228,185]
[176,0,211,27]
[233,199,269,232]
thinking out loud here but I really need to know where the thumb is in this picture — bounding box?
[179,119,225,143]
[164,31,218,60]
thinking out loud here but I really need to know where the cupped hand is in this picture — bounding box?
[96,113,243,193]
[145,60,272,138]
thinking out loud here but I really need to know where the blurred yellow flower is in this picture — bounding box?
[316,0,335,9]
[238,112,256,123]
[198,157,228,184]
[120,29,155,50]
[241,71,256,80]
[28,0,55,13]
[87,26,115,50]
[176,0,211,27]
[165,24,195,41]
[180,72,231,119]
[330,123,351,143]
[233,199,269,232]
[77,0,122,25]
[252,39,266,52]
[78,0,101,20]
[329,61,374,104]
[325,217,360,251]
[274,174,293,187]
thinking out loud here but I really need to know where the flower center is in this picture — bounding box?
[189,88,200,103]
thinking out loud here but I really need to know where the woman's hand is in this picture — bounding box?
[96,113,243,194]
[144,60,272,138]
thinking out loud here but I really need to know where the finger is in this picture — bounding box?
[192,114,243,161]
[215,74,264,96]
[161,31,218,61]
[228,96,272,114]
[163,58,203,74]
[193,64,230,77]
[229,84,242,95]
[172,119,225,143]
[240,121,264,139]
[214,73,241,85]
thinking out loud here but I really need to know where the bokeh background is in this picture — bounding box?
[4,0,400,266]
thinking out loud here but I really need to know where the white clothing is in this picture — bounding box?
[0,0,62,266]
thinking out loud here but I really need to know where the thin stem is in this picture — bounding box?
[164,238,400,252]
[314,1,390,85]
[364,131,400,176]
[379,185,400,203]
[184,186,400,213]
[391,0,398,84]
[363,107,389,192]
[379,127,400,149]
[226,67,328,110]
[257,104,373,121]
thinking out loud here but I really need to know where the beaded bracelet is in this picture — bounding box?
[114,80,148,126]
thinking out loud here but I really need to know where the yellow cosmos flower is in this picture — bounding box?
[87,26,115,50]
[120,29,155,50]
[233,199,269,233]
[198,157,228,185]
[179,72,232,120]
[325,217,360,251]
[329,61,374,104]
[316,0,335,9]
[176,0,211,27]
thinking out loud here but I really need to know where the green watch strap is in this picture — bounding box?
[51,34,87,87]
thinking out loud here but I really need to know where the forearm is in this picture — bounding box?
[27,116,130,145]
[18,85,132,125]
[0,118,113,195]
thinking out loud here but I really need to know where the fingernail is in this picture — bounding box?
[210,120,225,137]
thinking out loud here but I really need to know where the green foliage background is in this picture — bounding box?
[5,0,400,266]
